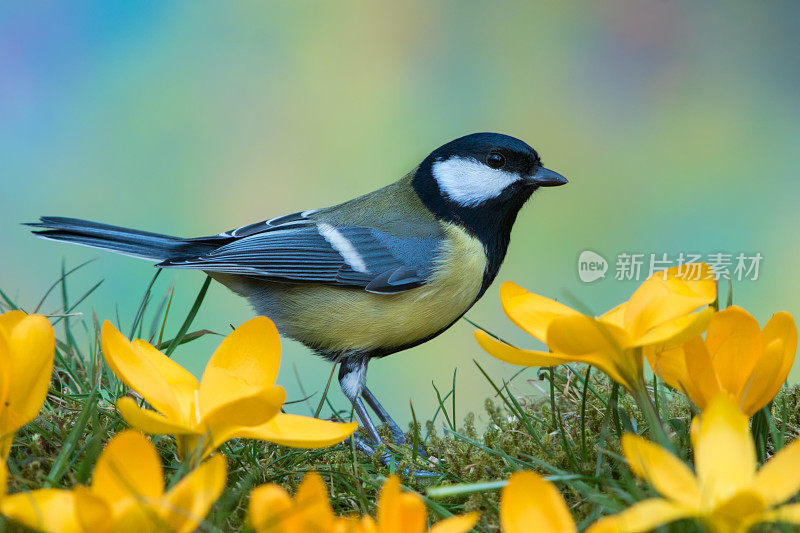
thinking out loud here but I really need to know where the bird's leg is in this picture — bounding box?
[352,396,383,446]
[338,358,382,446]
[338,359,435,476]
[361,386,406,445]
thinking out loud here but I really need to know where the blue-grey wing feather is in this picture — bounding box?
[159,214,440,294]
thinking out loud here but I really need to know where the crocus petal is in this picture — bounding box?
[91,430,164,503]
[751,503,800,529]
[581,355,638,390]
[752,437,800,506]
[332,517,370,533]
[108,499,166,532]
[704,306,762,397]
[586,498,695,533]
[116,397,195,435]
[479,326,631,388]
[291,472,337,531]
[500,471,577,533]
[204,383,282,429]
[0,331,12,455]
[599,302,627,328]
[376,476,426,533]
[101,321,183,422]
[161,454,227,533]
[546,315,631,355]
[644,343,688,392]
[0,313,55,436]
[691,394,757,504]
[131,339,199,418]
[198,316,281,419]
[682,337,721,411]
[621,434,701,506]
[755,311,798,408]
[546,316,638,389]
[632,307,714,348]
[0,458,6,498]
[203,386,286,450]
[1,489,86,533]
[346,516,378,533]
[623,263,715,340]
[0,310,27,331]
[474,330,571,367]
[499,282,580,341]
[234,413,357,448]
[429,512,480,533]
[739,338,786,416]
[74,487,113,533]
[248,484,292,533]
[709,490,766,531]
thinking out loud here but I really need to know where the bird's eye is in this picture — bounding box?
[486,152,505,169]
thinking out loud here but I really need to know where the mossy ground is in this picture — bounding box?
[1,269,798,532]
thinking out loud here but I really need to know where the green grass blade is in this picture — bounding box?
[432,381,455,431]
[474,360,543,446]
[410,399,420,465]
[128,269,161,339]
[157,285,175,346]
[424,386,453,442]
[548,367,579,470]
[46,387,98,486]
[33,258,96,313]
[580,365,591,463]
[314,361,339,419]
[164,275,211,357]
[50,279,104,326]
[156,329,219,350]
[0,287,21,311]
[451,368,457,430]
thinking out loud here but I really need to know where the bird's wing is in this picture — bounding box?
[212,210,321,238]
[160,212,440,294]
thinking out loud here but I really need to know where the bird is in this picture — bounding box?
[28,132,567,457]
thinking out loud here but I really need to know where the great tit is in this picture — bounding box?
[28,132,567,455]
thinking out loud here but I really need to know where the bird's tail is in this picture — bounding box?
[27,217,223,262]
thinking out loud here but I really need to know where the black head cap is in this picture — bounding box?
[427,132,543,177]
[413,132,566,217]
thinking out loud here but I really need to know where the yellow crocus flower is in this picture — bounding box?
[361,476,479,533]
[475,264,715,391]
[249,471,355,533]
[101,317,356,459]
[588,394,800,533]
[646,305,797,416]
[249,472,478,533]
[0,311,55,457]
[500,471,577,533]
[1,430,226,533]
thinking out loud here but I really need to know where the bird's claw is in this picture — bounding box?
[346,433,438,478]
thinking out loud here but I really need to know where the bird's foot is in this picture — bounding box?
[379,425,429,458]
[347,432,377,456]
[384,420,407,446]
[346,433,438,478]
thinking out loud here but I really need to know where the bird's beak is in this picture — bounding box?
[527,167,568,187]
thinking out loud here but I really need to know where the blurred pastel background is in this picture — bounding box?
[2,2,799,426]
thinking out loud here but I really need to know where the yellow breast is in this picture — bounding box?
[273,223,487,353]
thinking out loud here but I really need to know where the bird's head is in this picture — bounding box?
[413,132,567,234]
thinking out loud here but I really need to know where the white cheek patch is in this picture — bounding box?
[432,157,521,207]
